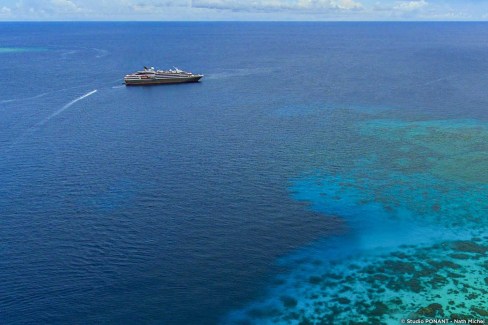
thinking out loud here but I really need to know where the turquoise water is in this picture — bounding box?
[0,47,46,53]
[226,109,488,323]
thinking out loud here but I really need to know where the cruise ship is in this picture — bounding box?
[124,67,203,85]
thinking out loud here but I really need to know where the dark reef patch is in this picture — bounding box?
[452,241,488,254]
[280,296,298,309]
[416,303,444,318]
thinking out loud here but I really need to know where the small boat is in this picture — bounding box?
[124,66,203,86]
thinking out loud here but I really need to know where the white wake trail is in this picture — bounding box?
[37,89,97,126]
[4,90,98,152]
[1,92,49,104]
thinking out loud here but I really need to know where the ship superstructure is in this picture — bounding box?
[124,67,203,85]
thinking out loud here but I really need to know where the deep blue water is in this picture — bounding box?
[1,22,487,324]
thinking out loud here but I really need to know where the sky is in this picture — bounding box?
[0,0,488,21]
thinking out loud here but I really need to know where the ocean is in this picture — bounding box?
[0,22,487,324]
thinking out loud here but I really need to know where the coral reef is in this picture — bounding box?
[228,238,488,324]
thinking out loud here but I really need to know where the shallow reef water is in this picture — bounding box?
[360,119,488,183]
[0,47,46,53]
[225,114,488,324]
[226,238,488,324]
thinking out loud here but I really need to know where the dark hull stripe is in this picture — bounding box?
[124,76,202,86]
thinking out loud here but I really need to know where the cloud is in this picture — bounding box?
[331,0,362,10]
[0,6,12,15]
[130,0,189,12]
[3,0,84,17]
[50,0,81,12]
[191,0,362,12]
[393,0,427,12]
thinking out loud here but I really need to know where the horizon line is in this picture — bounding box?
[1,20,488,23]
